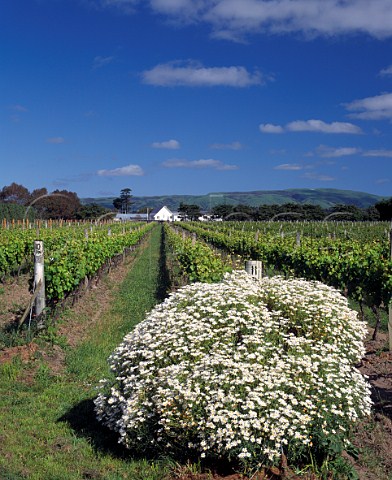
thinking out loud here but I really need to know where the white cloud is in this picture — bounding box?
[141,61,265,87]
[210,0,392,38]
[259,123,284,133]
[97,164,144,176]
[46,137,65,144]
[93,55,115,69]
[152,139,181,149]
[163,158,238,170]
[315,145,360,157]
[89,1,392,39]
[274,163,303,170]
[362,149,392,157]
[210,141,243,150]
[260,119,362,134]
[104,0,392,39]
[286,119,362,134]
[345,92,392,120]
[379,65,392,76]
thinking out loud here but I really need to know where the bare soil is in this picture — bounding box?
[359,331,392,416]
[0,273,32,329]
[171,461,321,480]
[350,330,392,480]
[0,249,140,369]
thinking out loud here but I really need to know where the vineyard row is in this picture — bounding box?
[177,221,392,311]
[1,222,154,302]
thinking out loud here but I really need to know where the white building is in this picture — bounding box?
[153,206,180,222]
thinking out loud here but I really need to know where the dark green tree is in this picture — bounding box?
[230,204,254,221]
[0,202,36,221]
[113,197,122,211]
[178,203,201,221]
[120,188,133,214]
[363,206,380,221]
[76,203,111,220]
[300,204,325,221]
[254,204,277,221]
[328,204,365,221]
[375,197,392,221]
[211,204,234,220]
[137,206,150,213]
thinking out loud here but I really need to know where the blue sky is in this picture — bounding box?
[1,0,392,199]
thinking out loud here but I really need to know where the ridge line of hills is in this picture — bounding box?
[82,188,385,212]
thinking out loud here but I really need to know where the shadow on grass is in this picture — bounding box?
[155,225,172,303]
[58,398,239,476]
[0,317,36,349]
[59,398,126,458]
[57,398,151,461]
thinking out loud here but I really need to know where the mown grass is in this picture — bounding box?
[0,224,174,480]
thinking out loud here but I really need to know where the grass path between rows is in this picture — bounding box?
[0,224,172,480]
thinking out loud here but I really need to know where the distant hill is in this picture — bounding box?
[82,188,384,212]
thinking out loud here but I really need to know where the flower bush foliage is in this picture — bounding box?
[95,271,371,470]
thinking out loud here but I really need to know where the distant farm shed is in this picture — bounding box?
[114,213,148,222]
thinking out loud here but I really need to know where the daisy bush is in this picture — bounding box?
[94,271,371,471]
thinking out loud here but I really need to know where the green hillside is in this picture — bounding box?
[82,188,384,212]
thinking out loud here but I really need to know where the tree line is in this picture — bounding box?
[1,182,391,221]
[0,183,109,221]
[206,200,392,221]
[168,200,392,221]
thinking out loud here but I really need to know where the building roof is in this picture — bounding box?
[115,213,148,220]
[153,206,181,219]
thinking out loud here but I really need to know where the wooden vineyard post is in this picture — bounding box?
[296,232,301,246]
[34,240,46,319]
[389,293,392,351]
